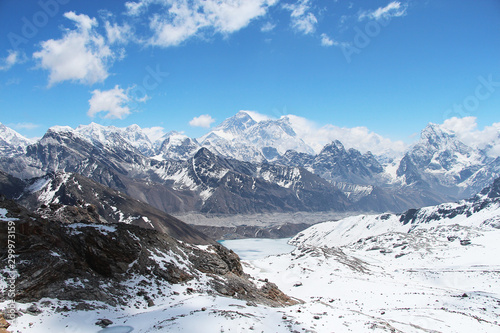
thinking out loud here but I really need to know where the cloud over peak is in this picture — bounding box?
[88,85,132,119]
[189,114,215,128]
[440,117,500,157]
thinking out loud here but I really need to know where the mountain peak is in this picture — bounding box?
[126,124,142,132]
[420,123,455,148]
[48,125,74,134]
[320,140,346,154]
[235,110,253,118]
[194,147,216,160]
[219,111,257,131]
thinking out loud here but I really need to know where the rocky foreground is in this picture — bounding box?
[0,196,297,331]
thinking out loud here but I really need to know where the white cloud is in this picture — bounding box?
[358,1,407,21]
[33,12,115,86]
[105,21,133,44]
[88,85,131,119]
[441,117,500,157]
[142,126,166,142]
[294,13,317,34]
[441,116,477,134]
[0,50,25,71]
[189,114,215,128]
[320,33,338,47]
[285,114,407,158]
[125,0,149,16]
[283,0,317,35]
[261,22,276,32]
[126,0,277,47]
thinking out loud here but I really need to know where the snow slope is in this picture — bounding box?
[243,181,500,332]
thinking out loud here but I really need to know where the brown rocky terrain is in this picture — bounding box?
[0,196,296,310]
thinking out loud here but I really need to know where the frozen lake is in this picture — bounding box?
[218,238,296,260]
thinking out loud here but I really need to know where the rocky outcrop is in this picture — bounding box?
[0,170,25,199]
[0,197,296,308]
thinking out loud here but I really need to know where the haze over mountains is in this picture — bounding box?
[1,111,499,216]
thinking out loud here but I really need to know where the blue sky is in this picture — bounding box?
[0,0,499,145]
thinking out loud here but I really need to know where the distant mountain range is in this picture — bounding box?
[1,111,499,215]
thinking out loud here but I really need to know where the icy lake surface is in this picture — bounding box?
[218,238,296,260]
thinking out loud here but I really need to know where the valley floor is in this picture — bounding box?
[173,211,355,227]
[5,228,500,333]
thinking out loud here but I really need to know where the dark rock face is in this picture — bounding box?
[17,172,213,245]
[278,142,450,213]
[394,176,500,228]
[479,176,500,199]
[0,197,296,307]
[278,141,384,185]
[154,148,350,214]
[0,170,25,199]
[312,141,384,184]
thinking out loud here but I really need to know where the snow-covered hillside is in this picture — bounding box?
[244,177,500,332]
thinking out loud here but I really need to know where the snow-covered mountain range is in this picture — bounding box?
[1,113,499,215]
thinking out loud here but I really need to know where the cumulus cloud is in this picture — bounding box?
[441,116,477,134]
[189,114,215,128]
[440,117,500,157]
[88,85,132,119]
[126,0,277,47]
[33,12,115,86]
[358,1,407,21]
[283,0,317,35]
[285,114,407,158]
